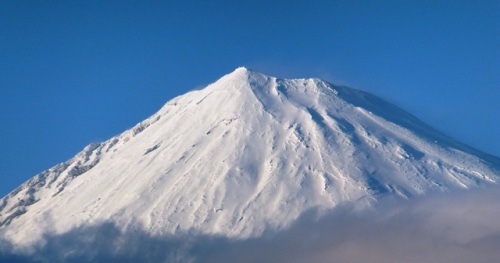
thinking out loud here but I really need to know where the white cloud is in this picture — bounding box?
[2,185,500,263]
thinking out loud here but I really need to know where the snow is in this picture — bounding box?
[1,67,499,247]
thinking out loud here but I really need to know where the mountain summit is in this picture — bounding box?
[1,68,499,245]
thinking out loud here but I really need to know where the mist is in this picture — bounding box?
[2,186,500,263]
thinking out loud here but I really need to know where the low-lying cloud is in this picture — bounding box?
[2,186,500,263]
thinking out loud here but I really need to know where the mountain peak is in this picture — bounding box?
[225,66,253,79]
[211,66,269,92]
[1,68,498,246]
[234,66,250,73]
[229,66,270,79]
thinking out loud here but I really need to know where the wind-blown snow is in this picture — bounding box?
[1,67,499,247]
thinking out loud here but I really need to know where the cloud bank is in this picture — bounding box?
[2,186,500,263]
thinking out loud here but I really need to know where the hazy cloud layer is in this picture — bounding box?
[2,186,500,263]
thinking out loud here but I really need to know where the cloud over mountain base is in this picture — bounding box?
[2,186,500,263]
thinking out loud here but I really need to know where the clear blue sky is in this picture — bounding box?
[0,1,498,197]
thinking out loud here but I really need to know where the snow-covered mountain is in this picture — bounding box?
[1,67,499,246]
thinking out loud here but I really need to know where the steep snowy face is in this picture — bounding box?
[1,67,499,245]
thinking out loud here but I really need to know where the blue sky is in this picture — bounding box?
[0,1,498,197]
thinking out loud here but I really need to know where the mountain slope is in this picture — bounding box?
[1,67,499,245]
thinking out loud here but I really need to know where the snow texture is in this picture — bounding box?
[1,67,499,247]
